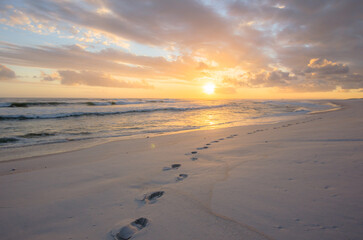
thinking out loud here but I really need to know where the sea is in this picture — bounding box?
[0,98,339,161]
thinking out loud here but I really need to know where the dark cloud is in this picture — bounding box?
[304,58,349,74]
[0,64,16,80]
[285,72,363,92]
[249,70,295,87]
[228,0,363,72]
[222,59,363,91]
[223,70,295,88]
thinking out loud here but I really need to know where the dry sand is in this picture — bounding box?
[0,99,362,240]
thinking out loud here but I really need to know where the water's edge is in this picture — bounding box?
[0,99,340,162]
[0,105,341,163]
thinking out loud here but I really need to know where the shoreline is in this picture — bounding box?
[0,101,341,163]
[0,99,362,240]
[0,114,315,177]
[0,98,339,162]
[0,112,326,165]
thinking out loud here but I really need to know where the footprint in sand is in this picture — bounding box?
[228,134,238,138]
[196,147,206,150]
[176,174,188,182]
[137,191,165,204]
[275,225,284,230]
[114,217,148,240]
[146,191,164,201]
[163,164,181,171]
[171,164,181,169]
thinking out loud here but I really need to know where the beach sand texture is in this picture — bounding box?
[0,99,362,240]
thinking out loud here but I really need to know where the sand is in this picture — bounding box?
[0,99,362,240]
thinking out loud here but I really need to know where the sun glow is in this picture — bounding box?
[203,82,215,95]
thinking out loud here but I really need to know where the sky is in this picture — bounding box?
[0,0,362,99]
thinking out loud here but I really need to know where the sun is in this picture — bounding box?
[203,82,215,95]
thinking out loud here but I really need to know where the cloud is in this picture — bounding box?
[0,64,16,80]
[0,44,148,76]
[41,71,59,81]
[223,70,295,88]
[228,0,363,72]
[4,0,229,47]
[304,58,349,74]
[222,59,363,92]
[58,70,153,89]
[1,0,361,72]
[0,0,362,93]
[248,70,295,87]
[0,0,270,71]
[0,43,210,82]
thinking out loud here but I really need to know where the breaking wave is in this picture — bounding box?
[0,105,227,121]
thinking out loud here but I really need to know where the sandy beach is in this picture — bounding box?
[0,99,362,240]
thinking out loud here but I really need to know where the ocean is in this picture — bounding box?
[0,98,338,161]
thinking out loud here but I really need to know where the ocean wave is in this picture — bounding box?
[0,137,19,144]
[293,107,309,113]
[262,100,329,109]
[0,102,70,108]
[21,132,57,138]
[145,99,177,103]
[115,100,145,105]
[0,101,115,107]
[0,103,11,107]
[9,102,68,107]
[83,99,176,106]
[0,99,177,108]
[0,105,227,121]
